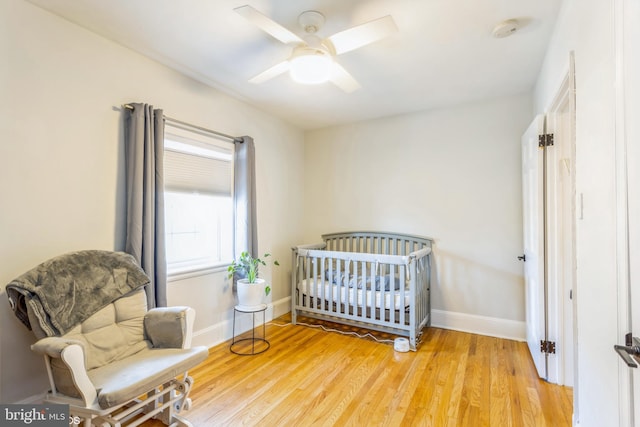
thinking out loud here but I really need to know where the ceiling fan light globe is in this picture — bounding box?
[289,54,332,85]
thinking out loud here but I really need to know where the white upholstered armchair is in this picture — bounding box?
[6,251,209,427]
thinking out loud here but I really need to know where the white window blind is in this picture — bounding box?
[164,130,233,196]
[163,124,234,275]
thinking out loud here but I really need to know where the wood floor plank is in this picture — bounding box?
[140,315,572,427]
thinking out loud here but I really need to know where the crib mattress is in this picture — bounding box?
[298,278,410,310]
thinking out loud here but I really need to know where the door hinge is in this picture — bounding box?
[540,340,556,354]
[538,133,554,147]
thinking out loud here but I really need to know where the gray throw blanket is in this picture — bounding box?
[6,250,150,337]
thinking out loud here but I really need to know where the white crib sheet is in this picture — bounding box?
[298,278,410,310]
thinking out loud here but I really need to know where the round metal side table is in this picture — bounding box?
[230,304,270,355]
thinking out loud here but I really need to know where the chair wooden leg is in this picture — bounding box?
[169,414,193,427]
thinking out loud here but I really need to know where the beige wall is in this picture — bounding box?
[303,94,531,330]
[0,0,305,403]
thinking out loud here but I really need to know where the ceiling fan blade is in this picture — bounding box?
[234,5,304,45]
[248,61,290,84]
[328,15,398,55]
[329,62,361,93]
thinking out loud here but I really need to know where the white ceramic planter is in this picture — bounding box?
[237,278,266,308]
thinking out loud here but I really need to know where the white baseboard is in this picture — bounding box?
[271,296,291,319]
[15,393,45,404]
[191,319,232,349]
[431,309,525,341]
[192,304,524,348]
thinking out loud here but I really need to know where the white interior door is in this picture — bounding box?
[521,115,547,380]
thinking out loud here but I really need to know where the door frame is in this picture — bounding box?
[544,58,577,388]
[614,0,636,425]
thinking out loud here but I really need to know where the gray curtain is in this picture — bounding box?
[233,136,258,258]
[124,103,167,308]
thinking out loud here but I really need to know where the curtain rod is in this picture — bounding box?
[123,104,243,143]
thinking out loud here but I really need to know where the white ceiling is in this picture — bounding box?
[26,0,562,130]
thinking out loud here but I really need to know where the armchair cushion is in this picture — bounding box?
[31,336,87,359]
[144,307,191,349]
[88,347,208,409]
[63,288,150,370]
[31,339,93,401]
[32,338,209,409]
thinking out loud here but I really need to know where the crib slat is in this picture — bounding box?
[369,261,375,321]
[307,255,315,308]
[336,258,342,308]
[322,256,330,315]
[400,262,407,326]
[353,260,359,315]
[363,261,369,320]
[297,255,301,308]
[317,257,323,307]
[352,260,358,316]
[389,264,395,324]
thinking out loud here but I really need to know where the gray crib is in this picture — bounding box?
[291,231,433,351]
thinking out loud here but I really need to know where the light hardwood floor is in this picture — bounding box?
[143,315,572,426]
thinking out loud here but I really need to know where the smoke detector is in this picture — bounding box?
[492,19,521,38]
[298,10,326,34]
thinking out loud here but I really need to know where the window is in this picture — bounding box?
[163,124,234,275]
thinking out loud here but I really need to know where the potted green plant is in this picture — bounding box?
[228,251,279,307]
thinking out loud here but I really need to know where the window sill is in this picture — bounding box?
[167,262,230,282]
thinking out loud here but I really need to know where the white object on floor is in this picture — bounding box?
[394,337,410,352]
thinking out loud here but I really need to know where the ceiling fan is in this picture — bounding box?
[234,5,398,93]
